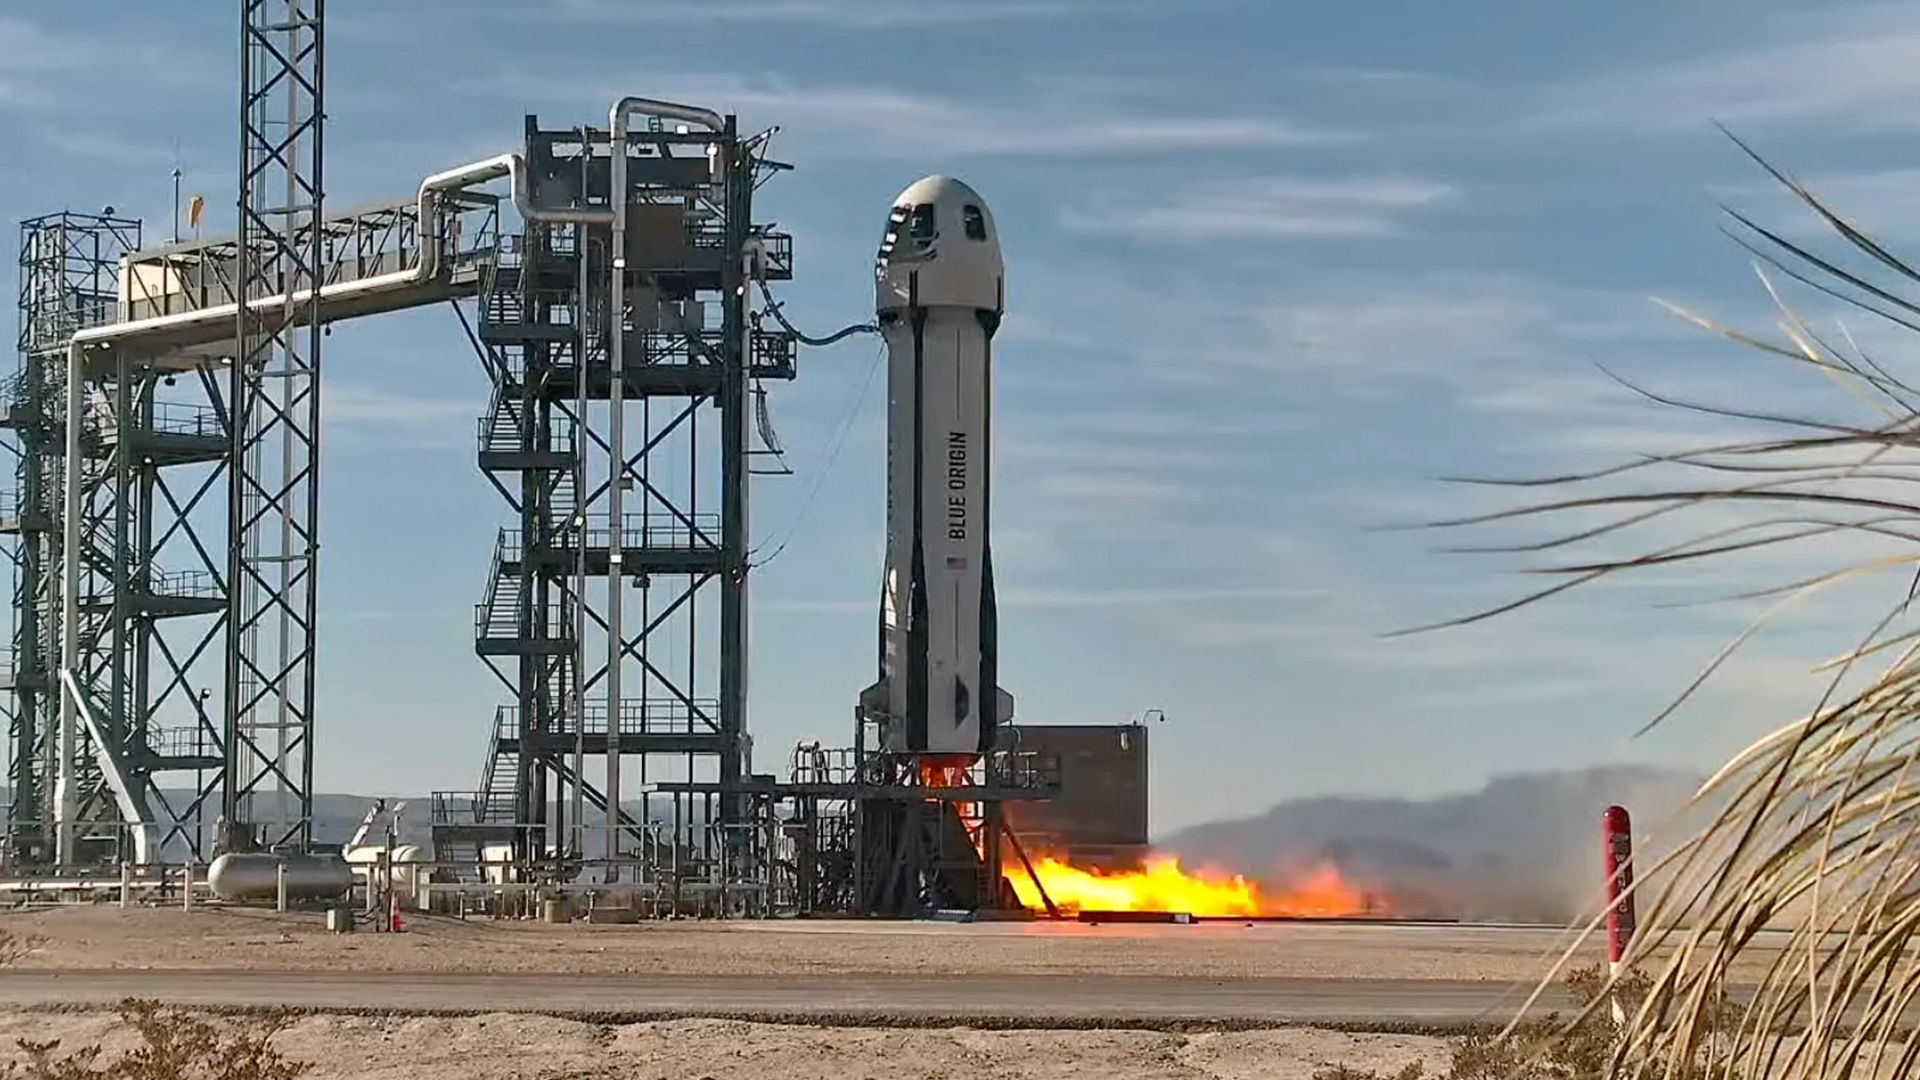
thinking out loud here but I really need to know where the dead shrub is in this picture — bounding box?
[2,998,309,1080]
[0,928,41,967]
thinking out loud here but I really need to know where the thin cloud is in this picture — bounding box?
[546,0,1090,28]
[1063,176,1456,242]
[1018,262,1676,400]
[322,382,478,447]
[758,586,1317,616]
[1525,4,1920,135]
[502,73,1350,159]
[0,16,220,115]
[984,259,1844,630]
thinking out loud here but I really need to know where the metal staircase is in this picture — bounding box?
[473,529,572,656]
[472,532,524,651]
[477,705,520,824]
[427,706,524,884]
[478,390,522,459]
[455,199,588,873]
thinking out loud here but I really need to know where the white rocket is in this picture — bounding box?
[858,176,1014,758]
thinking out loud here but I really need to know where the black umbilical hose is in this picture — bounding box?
[755,278,877,346]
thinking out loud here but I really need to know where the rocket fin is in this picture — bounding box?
[995,688,1015,724]
[859,679,890,718]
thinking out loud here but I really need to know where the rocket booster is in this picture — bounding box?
[858,176,1014,757]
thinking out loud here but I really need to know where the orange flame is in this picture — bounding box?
[1008,856,1374,918]
[919,758,972,789]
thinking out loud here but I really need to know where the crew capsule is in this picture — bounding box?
[875,175,1004,316]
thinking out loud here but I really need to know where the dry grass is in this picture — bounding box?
[0,929,41,968]
[2,1000,308,1080]
[1316,966,1742,1080]
[1419,128,1920,1079]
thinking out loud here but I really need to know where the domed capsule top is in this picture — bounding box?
[875,175,1005,315]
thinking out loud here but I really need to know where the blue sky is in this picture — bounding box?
[6,1,1920,833]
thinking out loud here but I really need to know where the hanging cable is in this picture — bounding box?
[749,337,886,569]
[755,278,878,346]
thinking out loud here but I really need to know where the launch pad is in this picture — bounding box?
[658,713,1089,918]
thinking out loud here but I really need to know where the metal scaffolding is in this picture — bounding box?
[431,109,800,891]
[60,300,231,867]
[3,213,143,866]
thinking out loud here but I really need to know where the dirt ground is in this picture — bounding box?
[0,904,1625,982]
[0,906,1791,1079]
[0,1010,1455,1080]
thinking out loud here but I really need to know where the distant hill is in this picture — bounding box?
[1160,764,1707,925]
[0,790,707,853]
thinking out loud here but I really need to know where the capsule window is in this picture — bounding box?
[963,204,987,241]
[908,203,937,241]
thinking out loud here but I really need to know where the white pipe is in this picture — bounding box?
[605,106,633,876]
[54,342,81,866]
[611,96,724,135]
[61,668,153,864]
[593,94,722,876]
[57,94,723,354]
[594,93,722,873]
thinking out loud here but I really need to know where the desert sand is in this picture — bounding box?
[0,905,1777,1079]
[0,1010,1455,1080]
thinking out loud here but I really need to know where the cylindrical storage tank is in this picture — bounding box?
[542,896,571,924]
[480,842,513,885]
[344,843,430,909]
[207,852,353,903]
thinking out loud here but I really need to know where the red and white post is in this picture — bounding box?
[1603,805,1636,1024]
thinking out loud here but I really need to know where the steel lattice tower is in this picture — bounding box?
[439,111,796,892]
[3,214,143,865]
[63,322,232,864]
[225,0,324,851]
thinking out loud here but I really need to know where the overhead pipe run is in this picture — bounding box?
[50,93,726,355]
[52,93,727,357]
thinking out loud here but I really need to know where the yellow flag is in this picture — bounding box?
[188,195,205,231]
